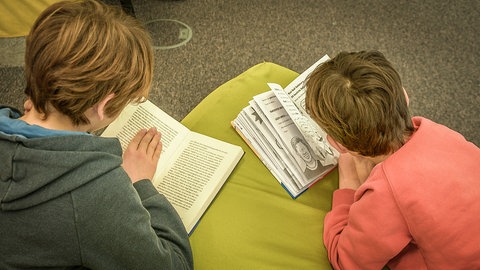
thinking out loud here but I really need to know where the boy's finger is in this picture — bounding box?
[138,127,156,152]
[153,139,162,161]
[128,129,147,151]
[147,131,162,158]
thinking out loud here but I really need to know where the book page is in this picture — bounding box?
[253,91,329,186]
[152,132,243,233]
[103,100,243,234]
[269,83,337,166]
[101,100,190,169]
[282,54,331,110]
[248,101,304,190]
[234,105,306,196]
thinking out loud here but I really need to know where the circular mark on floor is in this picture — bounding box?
[144,19,192,50]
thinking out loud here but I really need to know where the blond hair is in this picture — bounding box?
[305,51,414,156]
[24,0,153,125]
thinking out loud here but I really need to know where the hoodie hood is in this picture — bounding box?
[0,133,123,211]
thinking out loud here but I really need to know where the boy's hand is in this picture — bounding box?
[338,153,361,190]
[353,155,376,185]
[338,153,376,190]
[122,128,162,183]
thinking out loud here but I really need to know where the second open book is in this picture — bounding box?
[102,101,244,234]
[232,55,339,198]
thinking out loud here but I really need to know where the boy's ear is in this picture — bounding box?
[403,87,410,106]
[94,93,116,121]
[327,135,350,154]
[23,98,33,113]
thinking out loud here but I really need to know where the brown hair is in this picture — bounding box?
[24,0,153,125]
[305,51,414,156]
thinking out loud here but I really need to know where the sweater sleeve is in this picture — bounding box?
[133,179,194,269]
[73,172,193,270]
[323,174,412,269]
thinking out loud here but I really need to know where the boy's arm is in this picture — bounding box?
[133,179,194,268]
[75,128,193,269]
[323,173,412,269]
[74,171,193,270]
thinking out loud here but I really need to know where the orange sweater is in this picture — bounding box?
[324,117,480,269]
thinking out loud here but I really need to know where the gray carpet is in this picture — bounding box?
[1,0,478,146]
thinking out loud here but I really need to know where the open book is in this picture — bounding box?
[102,100,244,234]
[232,55,338,198]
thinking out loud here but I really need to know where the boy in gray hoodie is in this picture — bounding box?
[0,0,193,269]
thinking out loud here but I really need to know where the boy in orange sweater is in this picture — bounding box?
[305,51,480,269]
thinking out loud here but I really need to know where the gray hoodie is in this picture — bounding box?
[0,108,193,269]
